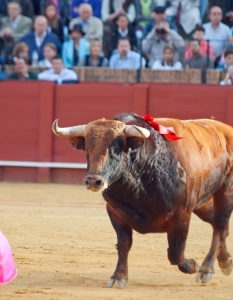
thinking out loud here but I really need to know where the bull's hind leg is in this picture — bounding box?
[196,183,233,284]
[106,203,132,288]
[194,200,233,278]
[167,210,199,275]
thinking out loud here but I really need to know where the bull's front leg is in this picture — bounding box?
[167,211,199,275]
[106,203,132,288]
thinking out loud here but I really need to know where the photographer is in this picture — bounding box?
[142,20,185,68]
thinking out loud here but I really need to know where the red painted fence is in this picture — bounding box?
[1,81,233,183]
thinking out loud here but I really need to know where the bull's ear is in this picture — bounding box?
[126,137,144,150]
[68,137,85,151]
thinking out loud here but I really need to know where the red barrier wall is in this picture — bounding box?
[1,81,233,183]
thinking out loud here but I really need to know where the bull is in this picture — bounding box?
[52,113,233,287]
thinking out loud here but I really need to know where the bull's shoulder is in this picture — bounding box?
[155,118,233,155]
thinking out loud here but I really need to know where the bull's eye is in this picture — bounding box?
[109,137,123,156]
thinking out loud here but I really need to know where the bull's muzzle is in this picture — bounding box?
[85,175,106,192]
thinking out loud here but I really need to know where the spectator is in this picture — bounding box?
[143,6,175,39]
[38,43,57,67]
[111,14,137,53]
[101,0,136,24]
[184,39,214,69]
[5,0,35,19]
[184,25,214,60]
[152,45,182,70]
[101,0,136,58]
[166,0,200,35]
[109,37,145,69]
[40,0,70,25]
[38,55,78,83]
[135,0,156,31]
[43,2,64,43]
[71,0,102,19]
[203,6,232,58]
[220,65,233,85]
[217,48,233,70]
[62,24,89,67]
[223,1,233,29]
[0,0,34,19]
[142,20,185,67]
[79,39,108,66]
[0,2,32,42]
[9,57,38,79]
[69,3,103,42]
[20,16,62,61]
[12,42,29,63]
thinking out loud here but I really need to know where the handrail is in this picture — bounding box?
[0,161,87,169]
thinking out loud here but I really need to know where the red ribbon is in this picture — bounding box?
[143,114,183,141]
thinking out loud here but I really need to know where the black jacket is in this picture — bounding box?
[111,26,137,52]
[49,19,64,43]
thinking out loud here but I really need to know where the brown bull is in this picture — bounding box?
[52,113,233,287]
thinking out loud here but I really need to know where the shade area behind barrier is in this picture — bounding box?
[1,81,233,183]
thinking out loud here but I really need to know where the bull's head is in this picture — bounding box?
[52,118,150,192]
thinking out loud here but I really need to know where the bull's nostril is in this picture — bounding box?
[96,180,102,187]
[85,180,89,186]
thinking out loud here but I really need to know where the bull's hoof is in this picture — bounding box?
[178,259,199,274]
[195,271,213,284]
[220,259,233,276]
[107,278,127,288]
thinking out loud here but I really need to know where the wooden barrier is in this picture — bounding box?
[1,81,233,183]
[141,69,202,84]
[4,65,227,84]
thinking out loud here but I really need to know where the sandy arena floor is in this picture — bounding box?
[0,182,233,300]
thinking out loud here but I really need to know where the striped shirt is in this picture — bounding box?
[109,51,145,69]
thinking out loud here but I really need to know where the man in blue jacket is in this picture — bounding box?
[20,15,62,61]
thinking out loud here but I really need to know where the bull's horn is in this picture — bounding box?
[124,125,150,138]
[52,119,87,137]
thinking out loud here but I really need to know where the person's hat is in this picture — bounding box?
[0,231,17,285]
[153,6,166,13]
[70,24,85,36]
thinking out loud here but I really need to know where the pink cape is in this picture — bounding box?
[0,231,17,285]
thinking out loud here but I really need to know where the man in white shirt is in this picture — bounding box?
[38,55,78,84]
[203,6,232,58]
[109,37,145,69]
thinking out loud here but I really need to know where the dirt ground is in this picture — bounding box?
[0,183,233,300]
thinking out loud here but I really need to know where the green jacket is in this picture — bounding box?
[9,71,38,80]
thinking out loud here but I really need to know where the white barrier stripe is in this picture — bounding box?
[0,161,87,169]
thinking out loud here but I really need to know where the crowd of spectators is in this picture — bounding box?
[0,0,233,84]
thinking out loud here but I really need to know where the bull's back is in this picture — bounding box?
[154,118,233,205]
